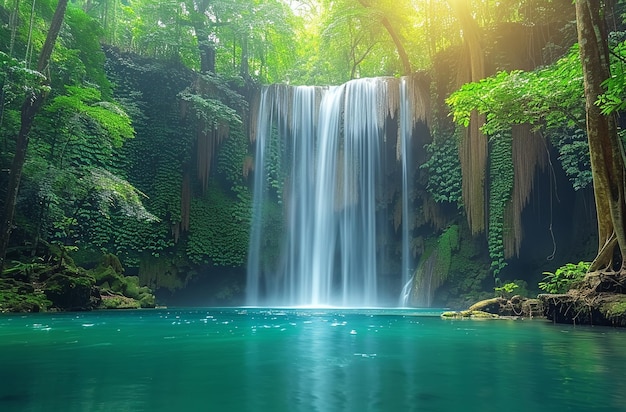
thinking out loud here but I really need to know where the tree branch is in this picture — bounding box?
[357,0,412,75]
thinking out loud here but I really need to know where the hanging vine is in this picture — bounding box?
[487,132,514,276]
[504,124,547,258]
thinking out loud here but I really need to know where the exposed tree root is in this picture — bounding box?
[539,271,626,326]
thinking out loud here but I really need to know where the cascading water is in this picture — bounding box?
[247,76,427,307]
[398,77,413,307]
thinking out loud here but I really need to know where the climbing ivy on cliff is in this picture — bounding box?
[421,131,463,205]
[99,48,193,263]
[100,45,254,276]
[487,133,514,275]
[186,180,251,266]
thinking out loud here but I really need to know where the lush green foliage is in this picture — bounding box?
[58,0,576,84]
[437,224,491,307]
[72,0,296,82]
[0,3,158,274]
[57,6,112,96]
[538,261,590,294]
[178,91,241,130]
[597,35,626,115]
[288,0,572,83]
[0,50,49,105]
[447,46,585,136]
[494,282,518,298]
[98,48,190,263]
[446,42,587,206]
[550,127,593,190]
[100,46,252,275]
[45,85,134,147]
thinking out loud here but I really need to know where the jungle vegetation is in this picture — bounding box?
[0,0,624,309]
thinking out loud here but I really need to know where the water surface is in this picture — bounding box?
[1,308,625,411]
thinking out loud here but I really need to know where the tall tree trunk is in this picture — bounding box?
[0,0,69,270]
[240,36,249,79]
[575,0,626,272]
[198,39,216,73]
[194,0,216,74]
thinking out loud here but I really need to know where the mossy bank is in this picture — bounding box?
[0,253,156,313]
[539,272,626,327]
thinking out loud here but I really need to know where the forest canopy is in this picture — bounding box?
[2,0,580,84]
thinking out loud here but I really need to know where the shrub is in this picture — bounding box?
[538,261,590,294]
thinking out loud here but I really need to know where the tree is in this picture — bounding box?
[356,0,412,75]
[0,0,69,269]
[575,0,626,272]
[448,2,626,274]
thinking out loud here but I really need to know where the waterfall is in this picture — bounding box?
[399,77,413,306]
[247,76,426,307]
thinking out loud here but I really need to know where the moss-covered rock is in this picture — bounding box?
[43,272,99,311]
[89,253,157,309]
[138,293,156,308]
[0,278,51,312]
[602,298,626,325]
[122,276,141,299]
[0,253,157,312]
[92,266,125,291]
